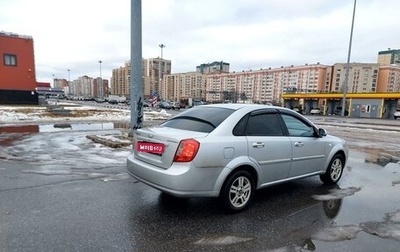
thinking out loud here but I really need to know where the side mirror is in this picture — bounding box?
[318,128,327,137]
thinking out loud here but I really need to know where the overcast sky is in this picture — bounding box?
[1,0,399,84]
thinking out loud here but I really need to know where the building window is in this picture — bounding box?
[4,54,17,66]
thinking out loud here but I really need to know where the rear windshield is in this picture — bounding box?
[160,107,235,133]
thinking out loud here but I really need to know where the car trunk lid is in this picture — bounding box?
[133,126,208,169]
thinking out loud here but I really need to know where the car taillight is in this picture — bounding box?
[173,139,200,162]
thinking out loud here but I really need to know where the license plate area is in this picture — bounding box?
[136,142,165,154]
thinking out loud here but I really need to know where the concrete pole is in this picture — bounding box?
[98,60,102,98]
[341,0,356,116]
[130,0,143,132]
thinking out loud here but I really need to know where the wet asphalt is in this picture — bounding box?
[0,117,400,251]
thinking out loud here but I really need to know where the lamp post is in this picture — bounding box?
[98,60,103,98]
[158,44,165,99]
[341,0,357,116]
[159,44,165,59]
[67,69,71,96]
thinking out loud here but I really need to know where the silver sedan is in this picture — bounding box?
[127,104,348,212]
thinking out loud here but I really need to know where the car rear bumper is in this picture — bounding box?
[126,153,223,197]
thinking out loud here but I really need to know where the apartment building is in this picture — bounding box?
[331,63,379,93]
[196,61,230,74]
[205,63,328,105]
[0,32,38,104]
[111,58,170,99]
[378,49,400,65]
[163,72,206,102]
[377,64,400,92]
[111,61,132,97]
[145,58,171,98]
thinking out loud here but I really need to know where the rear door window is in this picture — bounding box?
[246,113,284,136]
[233,111,283,136]
[161,107,235,133]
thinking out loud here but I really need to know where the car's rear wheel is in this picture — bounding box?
[220,170,255,213]
[320,154,344,184]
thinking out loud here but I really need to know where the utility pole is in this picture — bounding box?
[130,0,143,132]
[341,0,356,116]
[98,60,103,98]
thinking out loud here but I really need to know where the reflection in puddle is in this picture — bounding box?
[0,122,130,134]
[0,125,39,146]
[39,122,115,132]
[0,122,130,146]
[312,187,361,201]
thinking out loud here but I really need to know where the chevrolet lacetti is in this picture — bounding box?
[126,104,348,212]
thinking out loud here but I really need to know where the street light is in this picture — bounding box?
[341,0,357,116]
[99,60,103,98]
[158,44,165,98]
[159,44,165,59]
[67,69,71,95]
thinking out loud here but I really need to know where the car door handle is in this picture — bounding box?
[252,142,265,148]
[294,142,304,147]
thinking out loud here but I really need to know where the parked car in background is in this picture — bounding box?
[310,108,322,115]
[394,110,400,119]
[170,101,182,110]
[333,107,349,116]
[157,101,170,109]
[127,104,348,213]
[292,107,303,114]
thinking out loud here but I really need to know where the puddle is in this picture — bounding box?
[312,187,361,201]
[0,125,40,146]
[0,122,130,134]
[0,123,130,147]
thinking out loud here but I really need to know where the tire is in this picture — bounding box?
[220,170,255,213]
[320,154,344,184]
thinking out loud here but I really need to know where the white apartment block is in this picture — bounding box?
[70,75,93,98]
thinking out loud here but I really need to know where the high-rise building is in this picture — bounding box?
[377,65,400,92]
[331,63,379,93]
[111,61,132,97]
[111,58,171,99]
[196,61,230,74]
[377,49,400,65]
[145,58,171,99]
[163,72,206,102]
[205,63,328,105]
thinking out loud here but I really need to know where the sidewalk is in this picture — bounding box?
[309,116,400,132]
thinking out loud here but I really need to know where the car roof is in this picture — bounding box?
[200,103,277,111]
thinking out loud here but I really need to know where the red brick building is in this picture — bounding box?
[0,31,38,104]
